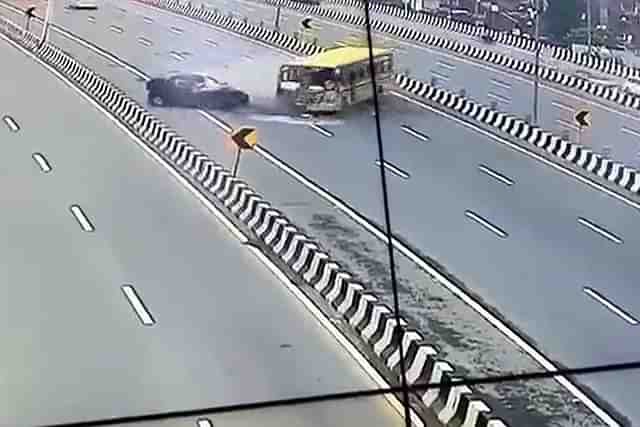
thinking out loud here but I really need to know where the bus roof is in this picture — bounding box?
[301,47,390,68]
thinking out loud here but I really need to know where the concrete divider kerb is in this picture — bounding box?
[0,12,510,427]
[393,76,640,198]
[137,0,640,198]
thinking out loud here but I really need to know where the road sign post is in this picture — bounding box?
[274,5,281,31]
[24,6,36,32]
[230,126,257,177]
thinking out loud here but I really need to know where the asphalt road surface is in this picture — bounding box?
[215,0,640,166]
[0,33,405,427]
[7,1,640,424]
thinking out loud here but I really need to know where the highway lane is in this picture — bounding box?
[25,1,640,423]
[0,32,405,427]
[208,0,640,166]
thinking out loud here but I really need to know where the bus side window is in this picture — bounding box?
[349,70,357,83]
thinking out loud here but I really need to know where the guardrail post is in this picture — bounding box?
[430,76,437,86]
[525,113,532,124]
[459,88,466,97]
[561,129,570,141]
[243,16,248,24]
[603,145,612,159]
[490,100,498,110]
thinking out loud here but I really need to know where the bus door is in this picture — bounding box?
[277,65,302,95]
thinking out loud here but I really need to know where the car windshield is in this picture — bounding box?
[5,1,640,427]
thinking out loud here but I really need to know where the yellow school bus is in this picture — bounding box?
[276,45,394,113]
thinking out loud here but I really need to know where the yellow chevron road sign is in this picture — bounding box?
[231,126,257,150]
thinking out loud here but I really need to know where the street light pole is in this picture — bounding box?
[39,0,54,47]
[532,0,541,125]
[587,0,592,52]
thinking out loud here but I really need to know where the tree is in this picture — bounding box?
[543,0,581,42]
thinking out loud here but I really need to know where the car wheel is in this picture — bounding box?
[149,94,165,107]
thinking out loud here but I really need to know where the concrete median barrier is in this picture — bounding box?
[0,12,510,427]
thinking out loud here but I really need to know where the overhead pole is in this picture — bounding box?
[39,0,54,48]
[587,0,593,52]
[532,0,541,125]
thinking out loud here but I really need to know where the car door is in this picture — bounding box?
[168,76,196,106]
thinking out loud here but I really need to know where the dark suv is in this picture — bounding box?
[146,73,249,110]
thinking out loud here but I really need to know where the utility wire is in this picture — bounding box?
[361,0,411,426]
[39,360,640,427]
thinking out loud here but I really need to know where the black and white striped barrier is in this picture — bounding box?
[395,74,640,194]
[0,13,509,427]
[320,0,640,83]
[135,0,640,197]
[258,0,640,113]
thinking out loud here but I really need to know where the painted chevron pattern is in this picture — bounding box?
[0,14,510,427]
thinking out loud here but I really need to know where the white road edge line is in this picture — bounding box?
[121,284,155,326]
[583,287,639,325]
[391,90,640,212]
[430,70,449,82]
[47,24,149,80]
[42,7,622,423]
[487,91,510,104]
[436,60,455,71]
[464,210,508,238]
[196,419,213,427]
[400,124,429,142]
[246,245,424,427]
[551,101,574,113]
[556,118,580,131]
[578,217,623,244]
[478,164,513,186]
[490,78,511,90]
[374,160,410,179]
[109,25,124,34]
[32,152,52,173]
[621,126,640,138]
[0,31,248,244]
[70,204,95,232]
[309,122,333,137]
[3,115,19,132]
[198,110,233,133]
